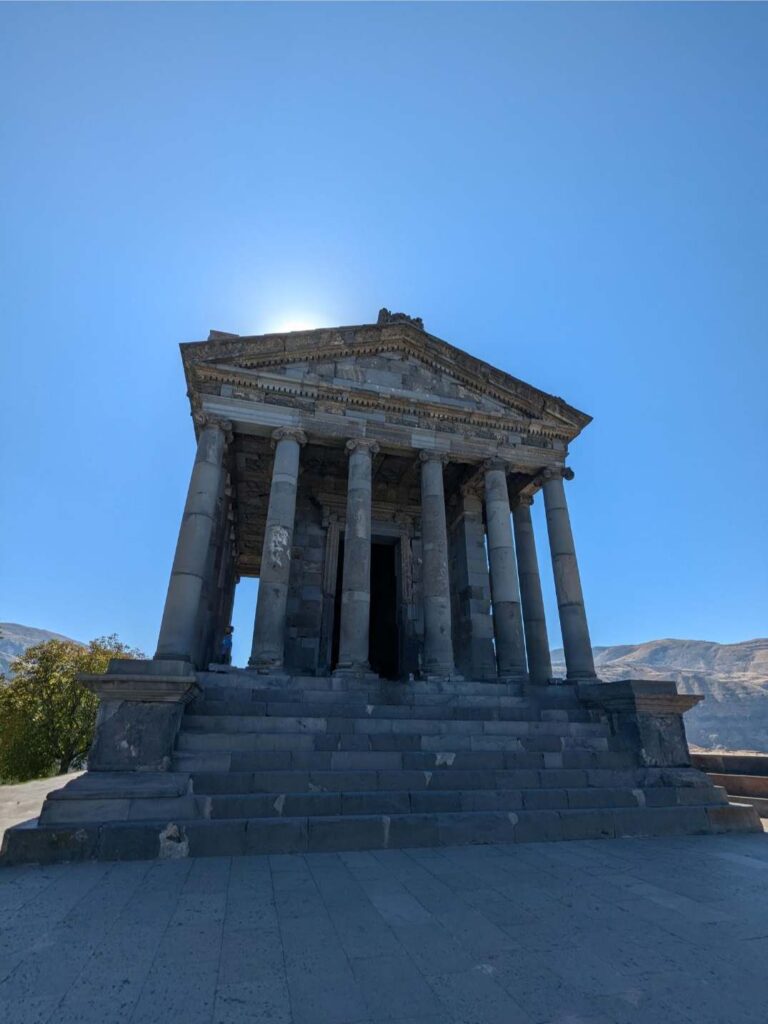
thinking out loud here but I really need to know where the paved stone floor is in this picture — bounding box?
[0,774,83,839]
[2,833,768,1024]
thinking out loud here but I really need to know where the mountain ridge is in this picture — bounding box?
[0,623,79,677]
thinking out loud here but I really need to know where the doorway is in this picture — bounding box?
[330,537,400,679]
[369,541,399,679]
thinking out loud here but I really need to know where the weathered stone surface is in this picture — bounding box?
[7,832,768,1024]
[579,679,702,767]
[87,698,188,772]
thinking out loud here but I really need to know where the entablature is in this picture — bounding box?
[181,318,592,448]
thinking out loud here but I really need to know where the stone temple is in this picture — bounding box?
[2,310,759,863]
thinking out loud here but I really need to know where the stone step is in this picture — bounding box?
[188,765,670,795]
[180,715,609,738]
[37,764,728,829]
[193,691,536,710]
[708,773,768,799]
[197,673,529,698]
[732,795,768,816]
[175,730,617,756]
[187,699,597,722]
[189,701,597,726]
[2,802,759,864]
[172,747,637,774]
[200,784,725,820]
[195,685,585,714]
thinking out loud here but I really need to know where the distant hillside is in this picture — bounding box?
[0,623,78,677]
[552,639,768,753]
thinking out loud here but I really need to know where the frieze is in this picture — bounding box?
[196,363,570,441]
[318,493,421,523]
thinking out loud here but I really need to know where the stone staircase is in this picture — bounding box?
[2,671,759,863]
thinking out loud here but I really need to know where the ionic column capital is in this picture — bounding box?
[540,465,574,482]
[482,457,510,474]
[194,413,233,442]
[418,450,450,465]
[513,494,534,509]
[345,438,380,456]
[271,427,307,448]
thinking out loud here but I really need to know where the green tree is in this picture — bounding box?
[0,635,143,782]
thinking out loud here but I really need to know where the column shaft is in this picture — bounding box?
[451,490,497,680]
[542,469,596,680]
[155,416,230,663]
[419,453,456,677]
[484,464,527,679]
[249,428,306,671]
[336,440,378,672]
[512,497,553,685]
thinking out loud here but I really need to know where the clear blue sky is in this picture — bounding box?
[1,3,766,666]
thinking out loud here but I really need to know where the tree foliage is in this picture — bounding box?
[0,635,143,782]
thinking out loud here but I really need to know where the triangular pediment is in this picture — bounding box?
[182,320,591,442]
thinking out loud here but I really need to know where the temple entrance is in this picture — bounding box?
[330,536,400,678]
[330,539,345,672]
[369,540,399,679]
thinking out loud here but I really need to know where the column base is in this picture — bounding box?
[333,664,380,682]
[247,657,289,677]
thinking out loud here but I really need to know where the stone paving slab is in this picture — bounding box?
[3,832,768,1022]
[0,774,83,835]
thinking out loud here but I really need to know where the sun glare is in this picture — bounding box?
[271,315,322,333]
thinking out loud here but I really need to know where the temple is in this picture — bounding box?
[160,307,595,685]
[2,311,759,863]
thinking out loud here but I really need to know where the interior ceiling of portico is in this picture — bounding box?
[231,435,535,577]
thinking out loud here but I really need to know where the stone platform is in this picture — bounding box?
[2,834,768,1024]
[1,672,759,864]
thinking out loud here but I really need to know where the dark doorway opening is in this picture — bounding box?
[369,541,399,679]
[330,537,400,679]
[330,537,345,672]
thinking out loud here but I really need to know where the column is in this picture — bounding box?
[155,414,231,663]
[512,495,553,685]
[335,439,379,673]
[483,461,527,680]
[249,427,306,672]
[194,468,230,667]
[210,523,237,665]
[419,451,457,677]
[541,467,596,680]
[451,487,497,679]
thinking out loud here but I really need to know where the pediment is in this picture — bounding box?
[182,321,590,442]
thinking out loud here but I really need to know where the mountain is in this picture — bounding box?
[551,639,768,753]
[0,623,78,678]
